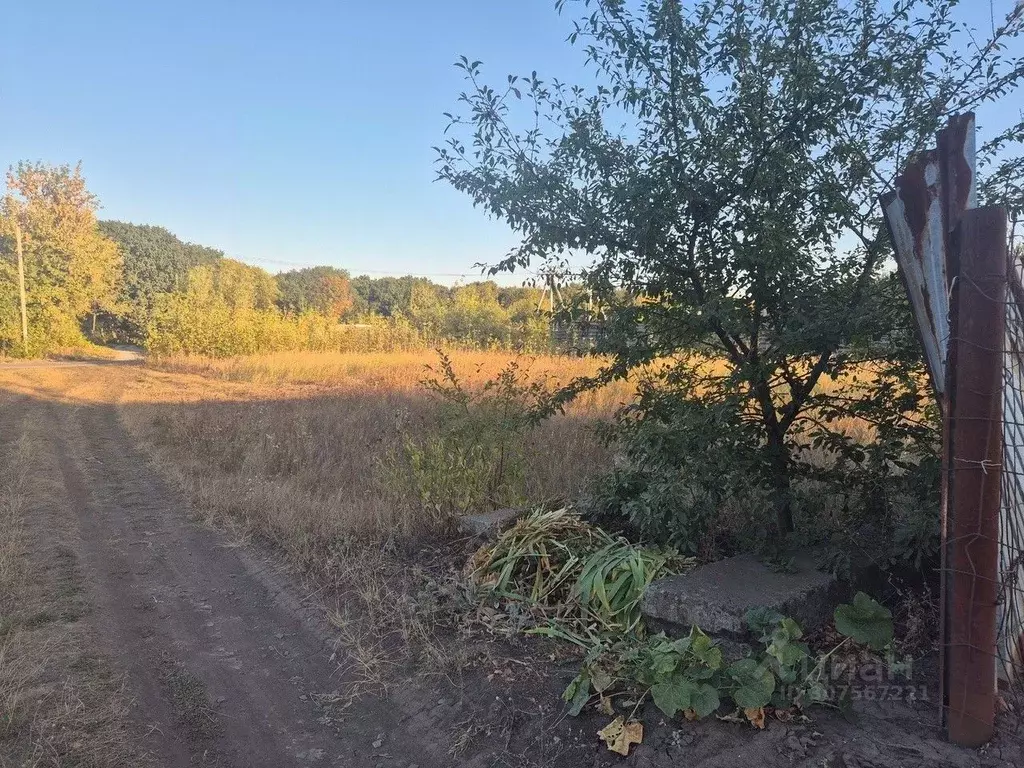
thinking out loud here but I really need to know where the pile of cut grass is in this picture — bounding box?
[469,508,694,639]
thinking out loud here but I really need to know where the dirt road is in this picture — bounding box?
[0,365,437,768]
[0,345,144,369]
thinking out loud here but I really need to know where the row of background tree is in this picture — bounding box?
[0,162,559,358]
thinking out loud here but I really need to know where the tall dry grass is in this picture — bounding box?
[150,349,623,401]
[131,350,887,554]
[112,351,632,695]
[123,351,629,559]
[0,409,33,735]
[0,352,900,714]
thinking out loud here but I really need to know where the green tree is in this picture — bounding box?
[276,265,353,318]
[0,162,121,354]
[185,259,278,311]
[147,259,282,356]
[406,279,448,336]
[438,0,1024,543]
[351,275,451,318]
[444,282,511,345]
[98,220,223,341]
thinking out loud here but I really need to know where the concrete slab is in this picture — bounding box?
[642,553,847,636]
[458,507,526,539]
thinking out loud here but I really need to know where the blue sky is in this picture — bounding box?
[1,1,1021,283]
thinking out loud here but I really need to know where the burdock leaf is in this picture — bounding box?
[728,658,776,709]
[689,683,721,718]
[834,592,893,650]
[650,676,694,718]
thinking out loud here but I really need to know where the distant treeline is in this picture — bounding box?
[105,223,554,356]
[0,162,556,358]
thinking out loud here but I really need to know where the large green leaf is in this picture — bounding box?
[650,676,695,717]
[689,683,721,718]
[768,636,809,667]
[651,676,720,719]
[688,628,723,670]
[727,658,776,709]
[766,616,811,683]
[744,606,785,641]
[834,592,893,650]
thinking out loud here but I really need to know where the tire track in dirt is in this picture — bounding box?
[0,389,154,766]
[37,385,435,767]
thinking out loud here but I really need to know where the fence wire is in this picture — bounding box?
[1000,259,1024,690]
[939,229,1022,745]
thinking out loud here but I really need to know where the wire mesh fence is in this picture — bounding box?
[999,258,1024,693]
[882,111,1024,745]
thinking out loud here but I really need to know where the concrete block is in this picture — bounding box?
[642,553,847,636]
[458,508,526,539]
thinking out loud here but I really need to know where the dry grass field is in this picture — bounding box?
[137,350,628,543]
[4,349,882,583]
[0,350,887,581]
[5,350,628,655]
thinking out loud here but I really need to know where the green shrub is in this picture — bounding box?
[589,378,941,568]
[0,302,90,357]
[588,393,770,556]
[144,293,549,359]
[387,353,556,522]
[562,593,895,724]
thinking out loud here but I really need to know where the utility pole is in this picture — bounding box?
[13,217,28,356]
[535,272,562,314]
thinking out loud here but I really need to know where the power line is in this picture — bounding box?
[241,254,479,279]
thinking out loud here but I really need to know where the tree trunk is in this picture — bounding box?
[767,428,794,536]
[14,220,27,356]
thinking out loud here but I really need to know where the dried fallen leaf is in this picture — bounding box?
[744,706,766,729]
[716,711,745,724]
[597,716,643,756]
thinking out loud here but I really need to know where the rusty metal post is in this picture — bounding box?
[937,112,977,725]
[945,206,1007,747]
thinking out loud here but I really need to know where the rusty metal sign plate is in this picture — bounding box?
[882,113,976,396]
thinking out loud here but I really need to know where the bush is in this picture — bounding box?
[144,291,551,359]
[587,389,771,556]
[0,302,90,358]
[587,368,941,565]
[383,352,556,523]
[145,295,431,358]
